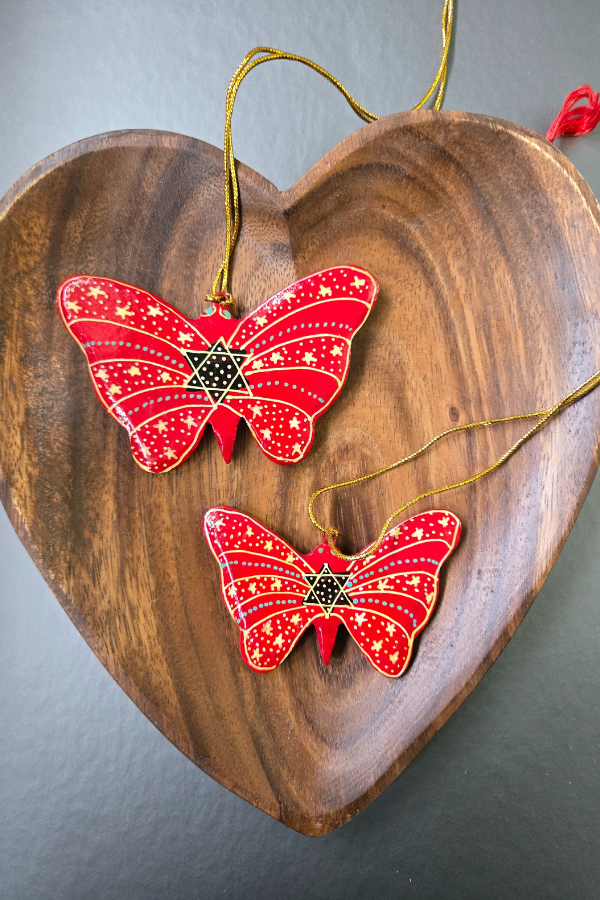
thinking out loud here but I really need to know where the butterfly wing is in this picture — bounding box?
[337,510,462,677]
[57,275,214,472]
[204,507,325,671]
[224,266,378,463]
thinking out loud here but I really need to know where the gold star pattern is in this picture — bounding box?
[248,583,257,595]
[164,447,177,460]
[252,359,265,370]
[438,516,450,527]
[286,553,295,564]
[407,576,420,587]
[96,367,109,381]
[302,351,317,364]
[330,345,343,356]
[183,415,196,428]
[65,299,81,313]
[412,528,424,540]
[255,315,268,326]
[386,622,396,636]
[115,303,134,319]
[271,578,282,590]
[261,622,273,635]
[270,351,284,363]
[155,420,168,433]
[352,276,366,289]
[292,443,302,454]
[377,578,389,590]
[289,416,300,429]
[147,304,163,317]
[127,365,141,376]
[264,540,273,552]
[291,613,301,625]
[372,640,383,652]
[178,331,193,344]
[251,648,262,662]
[108,384,122,395]
[355,612,366,626]
[319,285,332,297]
[389,651,399,664]
[273,634,284,649]
[281,291,296,300]
[249,403,263,417]
[87,286,108,299]
[261,428,272,440]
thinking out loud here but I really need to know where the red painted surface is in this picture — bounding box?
[203,506,462,677]
[56,267,378,471]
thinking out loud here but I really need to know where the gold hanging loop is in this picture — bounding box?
[309,367,600,561]
[208,0,454,303]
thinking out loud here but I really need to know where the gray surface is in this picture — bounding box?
[1,1,599,897]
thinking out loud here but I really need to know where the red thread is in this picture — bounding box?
[546,84,600,142]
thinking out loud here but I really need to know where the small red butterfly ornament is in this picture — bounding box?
[57,267,378,471]
[204,506,462,677]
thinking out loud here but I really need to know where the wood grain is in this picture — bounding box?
[1,112,600,835]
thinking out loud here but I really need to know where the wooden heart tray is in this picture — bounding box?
[1,111,600,835]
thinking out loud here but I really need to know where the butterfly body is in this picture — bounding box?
[204,506,462,677]
[57,266,378,471]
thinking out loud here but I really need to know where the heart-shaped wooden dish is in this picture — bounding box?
[1,111,600,836]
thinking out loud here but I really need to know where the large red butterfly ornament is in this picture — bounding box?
[204,507,462,677]
[57,267,378,471]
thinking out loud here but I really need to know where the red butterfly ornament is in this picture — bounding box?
[204,506,462,677]
[57,266,378,471]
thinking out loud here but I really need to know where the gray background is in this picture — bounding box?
[1,1,599,897]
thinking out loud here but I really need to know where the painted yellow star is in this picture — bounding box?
[115,303,134,319]
[251,648,262,662]
[248,583,257,595]
[438,516,450,527]
[389,651,399,664]
[155,420,168,433]
[252,359,265,370]
[377,578,389,591]
[355,612,366,626]
[273,634,284,648]
[87,286,108,299]
[289,416,300,429]
[318,284,332,297]
[291,613,301,625]
[127,365,141,376]
[108,384,122,395]
[271,578,282,590]
[147,304,163,317]
[261,427,272,440]
[183,415,196,428]
[246,526,254,537]
[164,447,177,460]
[292,443,302,454]
[372,640,383,652]
[302,351,317,364]
[96,367,109,381]
[65,299,81,313]
[178,331,193,344]
[255,315,268,327]
[158,371,172,382]
[351,276,366,289]
[270,351,284,364]
[407,575,420,587]
[264,540,273,552]
[262,621,273,635]
[249,403,263,417]
[330,345,343,357]
[286,553,295,564]
[412,528,424,540]
[281,291,296,301]
[386,622,396,636]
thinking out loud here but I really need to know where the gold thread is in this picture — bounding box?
[209,0,454,303]
[309,368,600,561]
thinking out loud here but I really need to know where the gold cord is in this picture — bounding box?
[309,368,600,561]
[208,0,454,304]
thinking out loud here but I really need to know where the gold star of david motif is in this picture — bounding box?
[303,564,353,617]
[182,341,250,402]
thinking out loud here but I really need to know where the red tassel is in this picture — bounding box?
[546,84,600,142]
